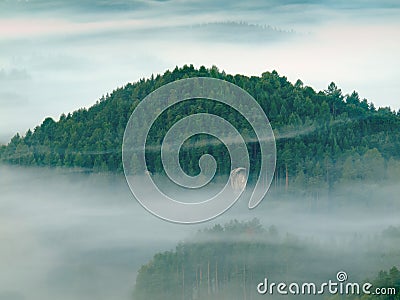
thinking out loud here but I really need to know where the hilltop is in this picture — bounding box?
[1,65,400,193]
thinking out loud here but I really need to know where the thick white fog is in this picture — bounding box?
[0,165,399,299]
[0,166,196,300]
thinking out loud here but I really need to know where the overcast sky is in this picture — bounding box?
[0,0,399,144]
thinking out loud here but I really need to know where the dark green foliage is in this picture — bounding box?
[1,65,400,190]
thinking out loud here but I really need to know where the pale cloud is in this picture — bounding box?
[0,18,149,39]
[0,68,31,81]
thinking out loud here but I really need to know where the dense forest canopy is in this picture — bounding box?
[1,65,400,193]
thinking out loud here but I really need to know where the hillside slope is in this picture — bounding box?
[1,65,400,191]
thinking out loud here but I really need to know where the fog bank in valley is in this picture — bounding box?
[0,165,399,299]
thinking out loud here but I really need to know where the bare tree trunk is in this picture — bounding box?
[277,168,280,189]
[199,266,202,298]
[177,264,179,292]
[182,264,185,300]
[207,260,210,295]
[215,260,218,293]
[195,266,198,299]
[276,169,279,190]
[249,271,253,300]
[243,263,247,300]
[285,164,289,191]
[325,157,329,182]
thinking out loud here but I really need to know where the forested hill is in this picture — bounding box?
[1,65,400,190]
[133,219,400,300]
